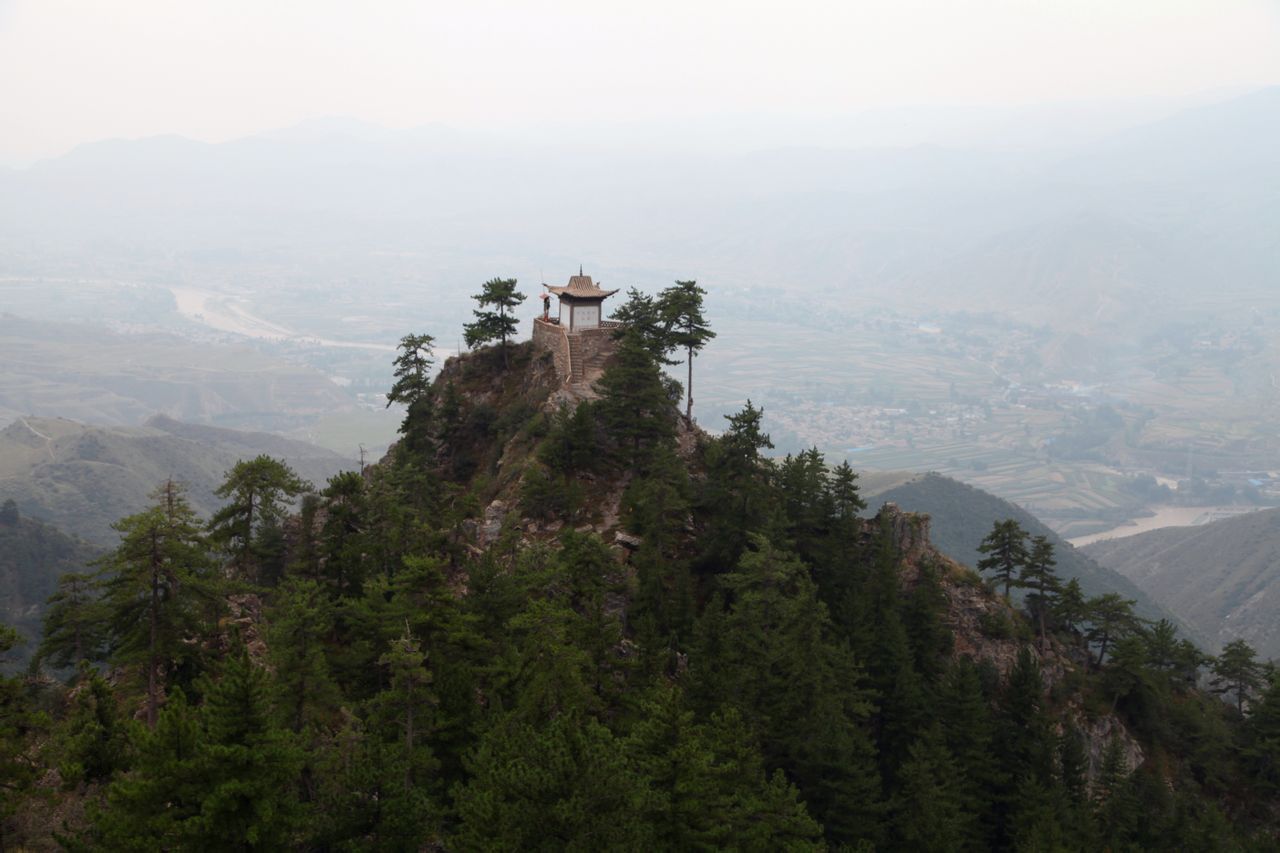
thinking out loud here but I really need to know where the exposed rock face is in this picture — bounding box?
[1069,712,1146,787]
[223,593,268,663]
[865,501,932,558]
[877,502,1144,785]
[480,499,507,547]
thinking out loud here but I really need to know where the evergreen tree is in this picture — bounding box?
[37,571,108,671]
[1094,737,1139,847]
[208,456,309,582]
[0,623,45,844]
[658,279,715,421]
[386,332,436,453]
[1244,670,1280,795]
[1211,638,1264,716]
[319,469,370,597]
[938,659,1003,848]
[595,328,675,469]
[99,480,219,726]
[463,277,525,367]
[56,665,132,787]
[1020,534,1060,649]
[370,626,437,789]
[91,689,205,850]
[1084,592,1141,668]
[194,647,303,849]
[625,687,823,850]
[609,287,676,364]
[696,401,779,573]
[890,725,969,852]
[976,518,1028,598]
[452,715,653,851]
[690,536,882,847]
[267,578,340,734]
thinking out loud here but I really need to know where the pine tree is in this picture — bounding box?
[1020,534,1060,649]
[692,535,882,847]
[626,687,824,851]
[938,659,1003,849]
[1211,638,1265,716]
[319,469,370,597]
[1244,671,1280,795]
[371,626,437,790]
[386,332,436,452]
[1084,592,1141,668]
[37,571,108,671]
[0,623,45,843]
[595,328,675,469]
[100,480,219,727]
[976,518,1028,598]
[463,277,525,367]
[195,648,303,848]
[56,665,132,787]
[452,715,653,850]
[696,401,780,572]
[267,578,340,733]
[610,287,676,364]
[658,279,715,422]
[890,724,969,852]
[208,456,309,582]
[91,689,204,850]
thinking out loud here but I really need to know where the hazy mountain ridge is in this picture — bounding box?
[0,415,351,546]
[2,89,1276,334]
[864,472,1187,634]
[1082,508,1280,658]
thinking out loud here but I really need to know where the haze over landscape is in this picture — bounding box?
[4,2,1280,848]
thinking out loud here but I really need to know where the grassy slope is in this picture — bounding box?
[1083,508,1280,658]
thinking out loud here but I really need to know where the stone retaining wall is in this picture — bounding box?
[532,318,570,381]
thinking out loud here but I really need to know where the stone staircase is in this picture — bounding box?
[567,334,610,387]
[568,335,585,384]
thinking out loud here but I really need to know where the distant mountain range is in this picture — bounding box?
[1,88,1276,338]
[0,415,352,546]
[863,472,1193,639]
[1083,509,1280,659]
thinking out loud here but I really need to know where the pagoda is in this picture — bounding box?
[532,269,622,387]
[544,269,619,332]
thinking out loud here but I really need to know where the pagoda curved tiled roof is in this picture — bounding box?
[545,274,619,299]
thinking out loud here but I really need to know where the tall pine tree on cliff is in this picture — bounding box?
[659,280,715,422]
[463,277,525,367]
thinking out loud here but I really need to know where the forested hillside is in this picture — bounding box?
[3,309,1279,850]
[1084,508,1280,658]
[872,473,1181,629]
[0,501,97,669]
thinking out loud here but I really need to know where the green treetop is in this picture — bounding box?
[658,280,715,422]
[463,277,525,367]
[208,455,309,582]
[99,480,219,727]
[386,332,436,452]
[1212,638,1265,716]
[1020,534,1061,650]
[976,518,1028,598]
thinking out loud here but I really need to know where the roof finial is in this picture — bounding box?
[579,264,583,277]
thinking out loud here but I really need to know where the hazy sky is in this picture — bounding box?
[2,0,1278,166]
